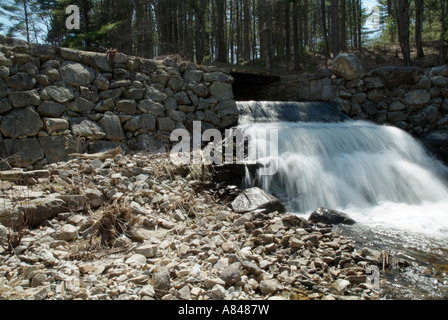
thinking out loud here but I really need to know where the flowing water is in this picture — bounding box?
[238,101,448,299]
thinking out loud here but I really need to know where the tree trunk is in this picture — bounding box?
[321,0,330,58]
[415,0,424,58]
[285,2,291,60]
[216,0,227,62]
[293,0,300,70]
[331,0,339,57]
[397,0,411,65]
[441,0,448,61]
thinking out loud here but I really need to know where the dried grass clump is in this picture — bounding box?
[89,199,139,248]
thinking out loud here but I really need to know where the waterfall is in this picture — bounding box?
[238,101,448,241]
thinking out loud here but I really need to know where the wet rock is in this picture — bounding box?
[231,187,285,214]
[308,207,356,226]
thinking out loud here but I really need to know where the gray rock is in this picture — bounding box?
[167,109,186,122]
[37,101,66,117]
[70,117,106,140]
[123,88,145,100]
[128,134,165,153]
[369,66,420,87]
[231,187,286,214]
[8,90,41,108]
[60,61,95,86]
[43,118,69,134]
[188,83,209,97]
[99,111,126,141]
[134,244,158,258]
[0,79,7,99]
[402,89,431,106]
[389,101,406,112]
[388,111,409,123]
[0,107,43,138]
[93,73,110,90]
[210,82,234,100]
[116,100,137,115]
[4,138,44,167]
[157,117,176,132]
[60,48,82,62]
[125,254,147,267]
[215,100,239,116]
[68,97,95,113]
[219,262,241,286]
[167,75,184,92]
[96,99,115,112]
[139,100,165,117]
[184,70,204,82]
[31,44,55,61]
[332,279,351,292]
[150,69,170,85]
[146,87,168,102]
[44,86,75,104]
[58,224,78,241]
[174,91,191,105]
[332,53,365,80]
[203,72,233,84]
[90,54,112,72]
[0,98,12,114]
[39,135,78,164]
[99,88,124,101]
[153,266,170,298]
[308,207,356,226]
[367,89,388,103]
[259,279,281,294]
[429,65,448,77]
[7,72,36,91]
[363,76,384,89]
[430,76,448,88]
[0,66,10,79]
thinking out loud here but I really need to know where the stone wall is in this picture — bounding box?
[333,54,448,137]
[0,36,238,169]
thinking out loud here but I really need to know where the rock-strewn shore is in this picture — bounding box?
[0,152,399,300]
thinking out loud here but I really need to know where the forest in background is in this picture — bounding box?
[1,0,447,72]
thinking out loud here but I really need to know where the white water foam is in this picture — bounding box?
[238,101,448,245]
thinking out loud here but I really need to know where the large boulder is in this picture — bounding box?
[7,72,36,91]
[402,89,431,107]
[332,53,365,80]
[60,61,96,86]
[4,138,45,167]
[99,112,126,141]
[231,187,286,214]
[369,66,420,87]
[308,207,356,226]
[0,107,44,138]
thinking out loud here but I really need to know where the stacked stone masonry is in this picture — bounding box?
[333,55,448,137]
[0,36,238,169]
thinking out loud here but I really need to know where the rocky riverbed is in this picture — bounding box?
[0,151,409,300]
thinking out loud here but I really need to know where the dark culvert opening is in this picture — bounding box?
[230,72,280,101]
